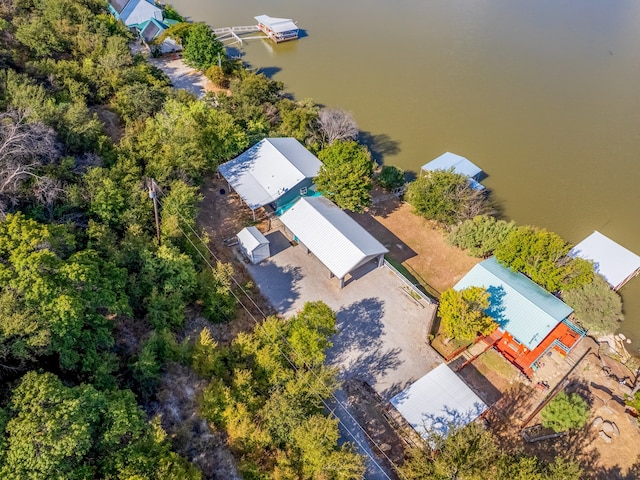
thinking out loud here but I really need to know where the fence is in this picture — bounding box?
[383,259,436,305]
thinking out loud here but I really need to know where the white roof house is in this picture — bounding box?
[391,363,487,439]
[109,0,163,27]
[279,196,388,287]
[569,231,640,290]
[218,138,322,215]
[422,152,485,190]
[255,15,298,34]
[237,227,270,264]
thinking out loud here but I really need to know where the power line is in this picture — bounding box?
[153,188,407,480]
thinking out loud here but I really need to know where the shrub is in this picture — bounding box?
[447,215,516,257]
[377,165,405,192]
[205,65,227,88]
[541,392,589,432]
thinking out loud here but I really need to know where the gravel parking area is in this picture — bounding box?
[245,229,442,399]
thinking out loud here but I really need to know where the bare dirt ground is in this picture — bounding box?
[481,337,640,479]
[149,54,222,98]
[195,176,274,343]
[349,189,480,296]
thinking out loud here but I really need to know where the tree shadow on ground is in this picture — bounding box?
[346,210,417,261]
[359,131,401,165]
[246,261,302,314]
[457,363,503,406]
[328,298,402,386]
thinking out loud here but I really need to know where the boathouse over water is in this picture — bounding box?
[422,152,486,191]
[255,15,299,42]
[569,231,640,291]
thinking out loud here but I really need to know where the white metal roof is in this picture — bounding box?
[255,15,298,33]
[218,138,322,210]
[391,363,487,439]
[569,231,640,290]
[279,196,388,280]
[421,152,483,180]
[237,226,269,251]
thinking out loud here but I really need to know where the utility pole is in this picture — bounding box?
[147,178,161,246]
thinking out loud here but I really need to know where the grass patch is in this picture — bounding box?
[476,349,516,380]
[431,332,470,360]
[384,256,439,299]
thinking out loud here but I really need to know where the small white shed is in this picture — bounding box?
[237,227,270,264]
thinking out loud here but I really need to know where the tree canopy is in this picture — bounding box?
[494,226,594,292]
[181,23,225,71]
[438,287,496,341]
[315,140,374,212]
[447,215,517,258]
[399,423,582,480]
[406,169,492,226]
[562,274,624,334]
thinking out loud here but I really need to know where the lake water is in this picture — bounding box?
[171,0,640,351]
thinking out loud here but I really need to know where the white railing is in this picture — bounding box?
[383,259,435,305]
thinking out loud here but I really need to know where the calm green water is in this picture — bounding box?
[172,0,640,351]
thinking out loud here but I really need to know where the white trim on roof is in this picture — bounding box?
[218,138,322,211]
[391,363,487,439]
[569,231,640,290]
[279,196,388,281]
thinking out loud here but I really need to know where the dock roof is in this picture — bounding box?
[279,196,388,280]
[421,152,483,180]
[218,138,322,211]
[569,231,640,290]
[255,15,298,33]
[391,363,486,438]
[454,257,573,351]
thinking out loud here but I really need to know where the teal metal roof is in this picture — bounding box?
[454,257,573,350]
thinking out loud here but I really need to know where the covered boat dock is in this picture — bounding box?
[569,231,640,291]
[255,15,299,42]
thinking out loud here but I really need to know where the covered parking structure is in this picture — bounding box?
[218,138,322,220]
[390,363,487,439]
[278,196,388,288]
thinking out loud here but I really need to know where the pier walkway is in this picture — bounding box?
[212,25,264,45]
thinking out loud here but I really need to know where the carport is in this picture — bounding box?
[391,363,487,438]
[279,196,388,288]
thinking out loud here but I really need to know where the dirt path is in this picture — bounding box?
[150,54,217,98]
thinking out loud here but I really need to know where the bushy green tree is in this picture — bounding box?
[377,165,405,192]
[196,262,237,323]
[562,274,623,334]
[494,226,593,292]
[198,302,363,479]
[316,140,374,212]
[399,423,583,480]
[0,371,200,479]
[438,287,496,341]
[123,98,247,183]
[0,214,128,383]
[540,392,589,433]
[182,23,225,71]
[447,215,516,257]
[406,169,492,226]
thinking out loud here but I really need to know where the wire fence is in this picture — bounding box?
[383,259,436,305]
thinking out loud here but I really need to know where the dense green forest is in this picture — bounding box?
[0,0,366,478]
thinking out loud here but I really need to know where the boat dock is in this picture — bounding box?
[212,14,299,45]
